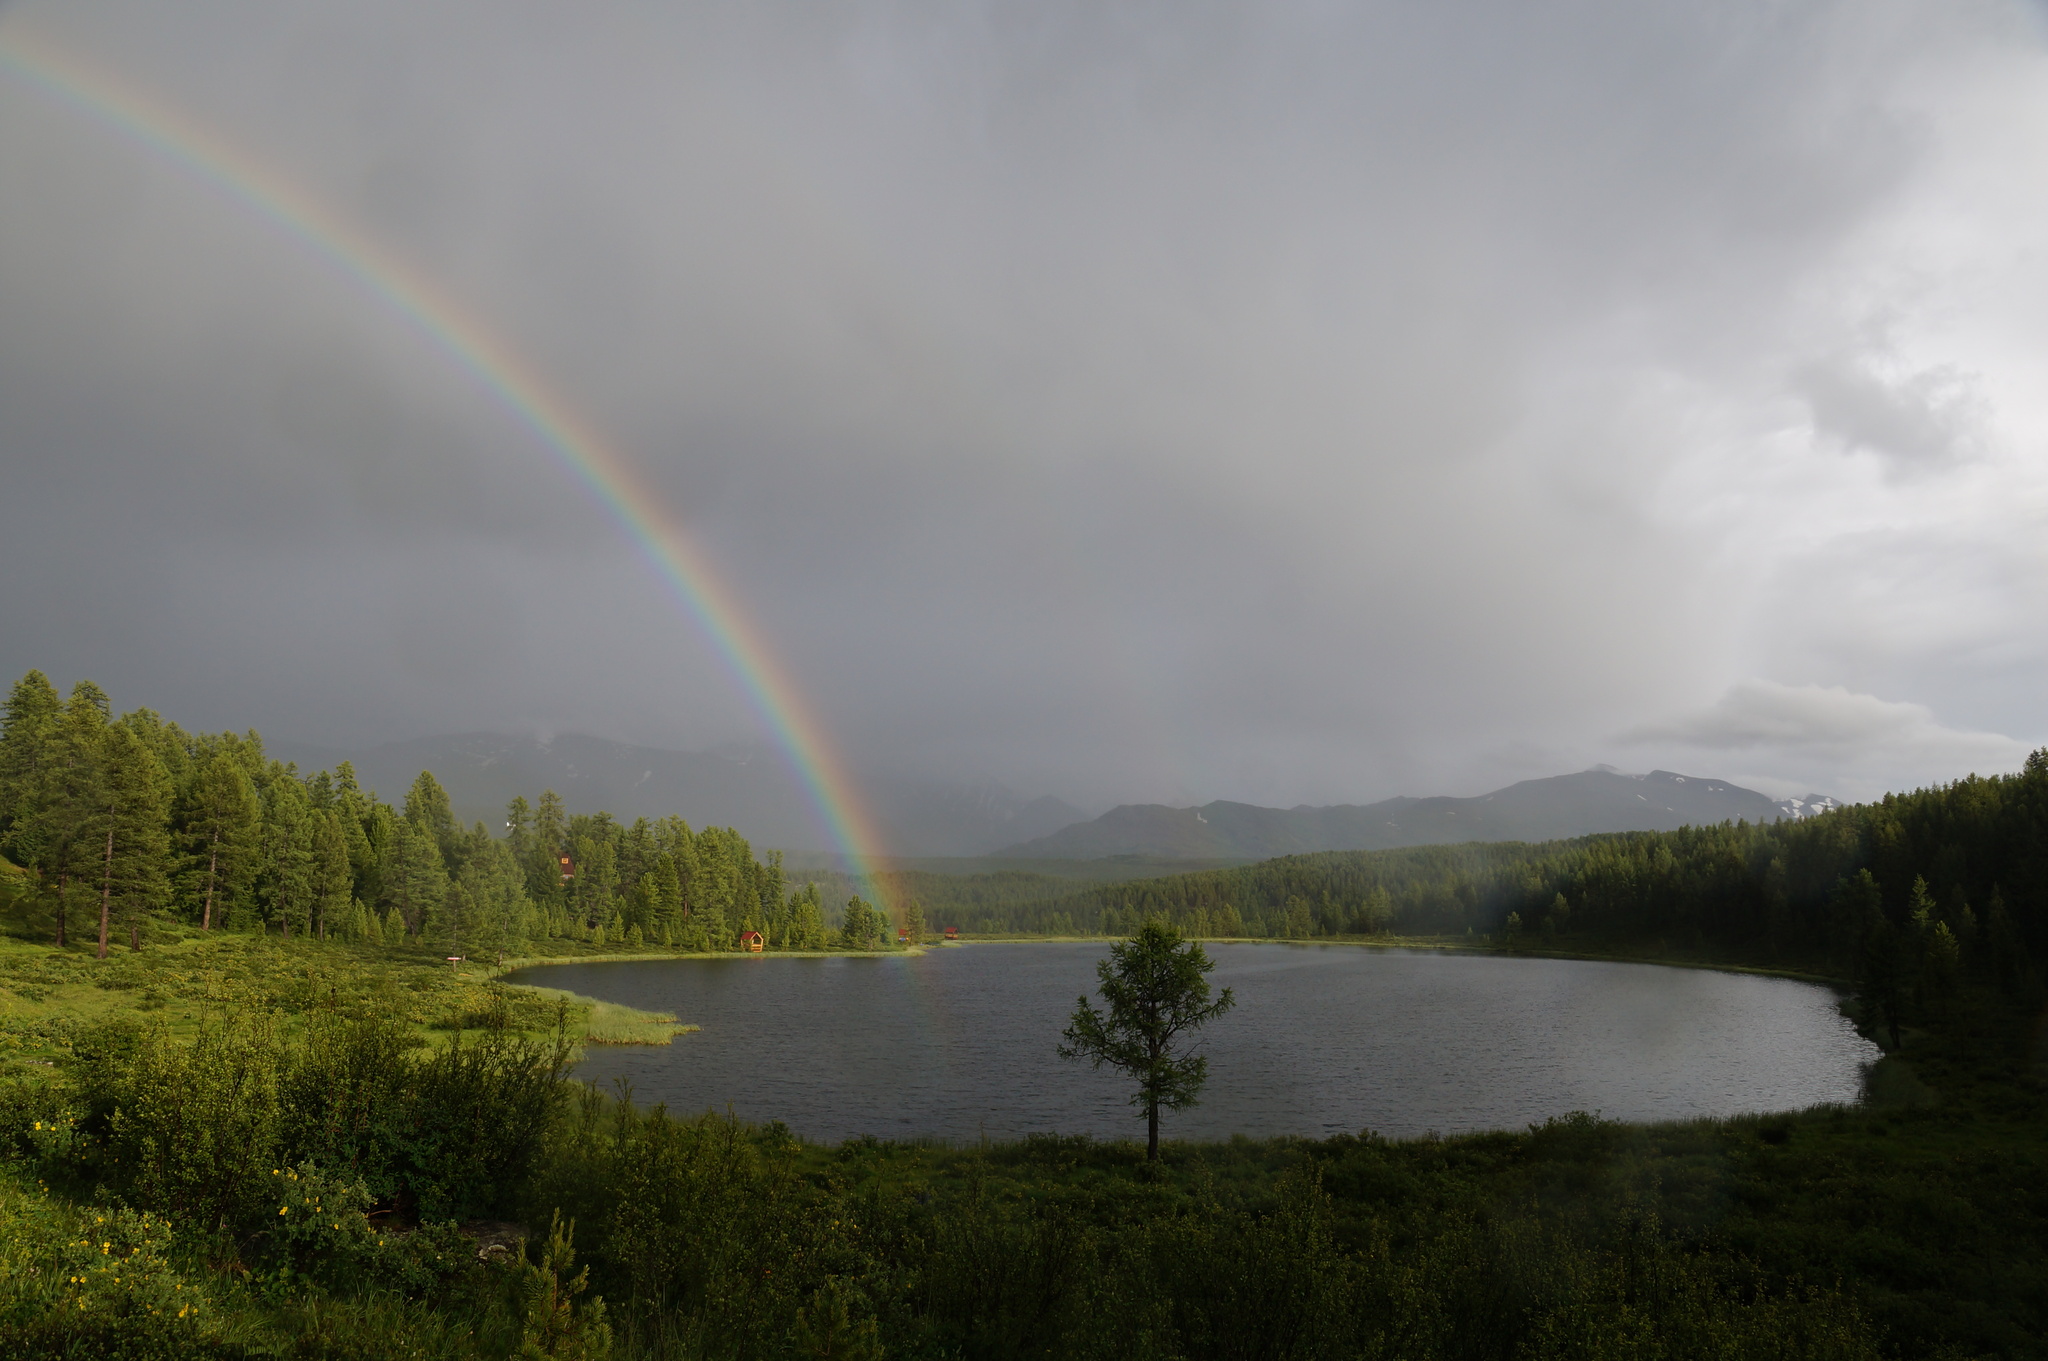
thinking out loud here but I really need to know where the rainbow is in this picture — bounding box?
[0,28,892,906]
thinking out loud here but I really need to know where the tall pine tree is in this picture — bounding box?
[260,773,315,939]
[88,725,172,957]
[405,770,457,864]
[35,684,113,947]
[313,808,352,941]
[0,670,62,865]
[379,817,448,940]
[178,750,258,931]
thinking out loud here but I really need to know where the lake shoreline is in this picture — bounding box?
[497,934,1852,990]
[525,940,1875,1145]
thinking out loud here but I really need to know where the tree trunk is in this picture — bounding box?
[53,871,65,947]
[97,825,113,960]
[130,922,139,952]
[1147,1100,1159,1161]
[202,830,219,931]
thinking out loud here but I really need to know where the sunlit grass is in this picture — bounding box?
[505,985,694,1045]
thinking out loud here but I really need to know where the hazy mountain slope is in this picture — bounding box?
[267,732,1086,856]
[995,769,1826,859]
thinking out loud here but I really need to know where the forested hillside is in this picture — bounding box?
[1,665,2045,1356]
[994,768,1816,859]
[959,759,2048,995]
[0,671,874,958]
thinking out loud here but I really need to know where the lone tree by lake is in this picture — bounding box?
[1058,919,1236,1160]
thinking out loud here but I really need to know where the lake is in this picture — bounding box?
[509,943,1878,1144]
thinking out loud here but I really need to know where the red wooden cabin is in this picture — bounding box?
[738,929,765,953]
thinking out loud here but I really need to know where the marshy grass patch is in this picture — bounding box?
[583,998,694,1044]
[500,982,694,1045]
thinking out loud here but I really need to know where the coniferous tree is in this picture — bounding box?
[757,850,786,940]
[692,827,742,947]
[840,896,881,951]
[313,808,353,941]
[648,855,683,941]
[405,769,458,864]
[573,835,619,933]
[621,818,656,890]
[178,750,259,931]
[440,881,476,955]
[337,790,376,903]
[260,774,316,940]
[1357,886,1393,933]
[530,789,569,904]
[452,821,529,959]
[379,818,448,940]
[117,707,191,795]
[89,724,172,956]
[319,765,380,900]
[1982,888,2038,1000]
[506,794,533,867]
[786,883,827,950]
[0,670,63,863]
[1060,920,1237,1160]
[359,800,397,909]
[35,684,113,946]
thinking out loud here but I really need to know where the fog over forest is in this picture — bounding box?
[2,0,2045,823]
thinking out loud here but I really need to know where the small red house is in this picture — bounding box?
[943,926,959,940]
[738,929,765,953]
[557,854,574,883]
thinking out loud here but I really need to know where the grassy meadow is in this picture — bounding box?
[0,868,2044,1358]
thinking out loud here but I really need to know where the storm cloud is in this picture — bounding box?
[1,0,2044,821]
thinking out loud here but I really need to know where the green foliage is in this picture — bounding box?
[1,944,2042,1358]
[516,1212,611,1360]
[0,1176,229,1359]
[75,1012,285,1252]
[0,667,2042,1356]
[1059,921,1236,1159]
[0,668,852,966]
[921,753,2048,1022]
[837,897,881,952]
[791,1279,881,1361]
[176,752,258,933]
[69,1002,571,1256]
[783,884,826,951]
[89,725,173,956]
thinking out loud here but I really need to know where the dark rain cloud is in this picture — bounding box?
[1,0,2044,812]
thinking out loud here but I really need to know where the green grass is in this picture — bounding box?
[1,871,2043,1356]
[0,927,690,1060]
[504,986,694,1045]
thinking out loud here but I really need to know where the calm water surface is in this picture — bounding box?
[510,944,1876,1144]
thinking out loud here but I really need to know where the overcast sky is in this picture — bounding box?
[1,0,2044,811]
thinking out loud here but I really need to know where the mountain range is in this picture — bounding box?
[992,768,1837,860]
[266,732,1087,857]
[268,734,1836,862]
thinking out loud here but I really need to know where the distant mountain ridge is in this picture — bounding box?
[994,768,1836,860]
[267,732,1087,857]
